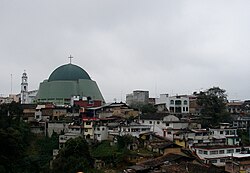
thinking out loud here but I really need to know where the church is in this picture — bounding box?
[36,58,105,106]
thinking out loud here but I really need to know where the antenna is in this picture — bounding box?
[11,74,13,94]
[120,90,123,102]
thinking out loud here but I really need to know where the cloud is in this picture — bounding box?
[1,0,250,102]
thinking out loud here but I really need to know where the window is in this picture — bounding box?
[219,150,225,154]
[170,100,174,104]
[85,129,88,132]
[157,121,160,124]
[210,159,217,163]
[227,149,234,154]
[167,132,171,134]
[149,121,152,124]
[86,122,91,125]
[97,128,100,131]
[203,151,208,155]
[236,149,241,153]
[175,100,181,105]
[198,150,203,154]
[210,150,218,155]
[184,100,188,105]
[198,140,203,143]
[183,107,185,112]
[220,131,223,134]
[220,159,225,163]
[102,128,105,131]
[186,107,188,111]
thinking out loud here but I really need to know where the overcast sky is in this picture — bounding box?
[1,0,250,102]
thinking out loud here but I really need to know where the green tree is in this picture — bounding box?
[0,127,24,172]
[130,103,156,114]
[52,137,94,173]
[117,135,133,151]
[197,87,230,127]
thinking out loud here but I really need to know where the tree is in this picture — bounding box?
[197,87,230,127]
[130,103,156,114]
[52,137,94,173]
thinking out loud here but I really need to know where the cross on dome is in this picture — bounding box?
[68,55,73,64]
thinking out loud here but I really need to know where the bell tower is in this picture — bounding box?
[21,70,28,104]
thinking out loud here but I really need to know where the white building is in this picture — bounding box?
[210,126,240,146]
[192,145,250,166]
[20,71,38,104]
[94,126,109,141]
[155,94,189,114]
[108,122,151,138]
[138,113,201,140]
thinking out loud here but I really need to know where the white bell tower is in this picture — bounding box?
[21,70,28,104]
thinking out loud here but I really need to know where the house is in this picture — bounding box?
[21,104,37,122]
[161,162,224,173]
[124,153,195,173]
[108,122,151,138]
[139,113,178,137]
[155,94,189,114]
[233,116,250,128]
[87,102,139,119]
[47,121,70,137]
[225,154,250,173]
[173,129,211,148]
[82,117,99,139]
[94,125,108,141]
[192,145,250,166]
[227,101,244,114]
[210,123,240,146]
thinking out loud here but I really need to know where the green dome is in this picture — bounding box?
[48,64,91,82]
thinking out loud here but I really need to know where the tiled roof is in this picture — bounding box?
[140,113,169,120]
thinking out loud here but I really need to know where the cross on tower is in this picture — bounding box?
[68,55,73,64]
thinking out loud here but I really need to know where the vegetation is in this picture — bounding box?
[0,102,58,173]
[52,137,94,173]
[197,87,231,127]
[130,103,156,113]
[238,129,250,145]
[91,135,135,169]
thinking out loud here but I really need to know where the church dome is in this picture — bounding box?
[48,63,91,82]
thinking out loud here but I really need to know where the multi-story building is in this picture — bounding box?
[108,122,151,138]
[174,123,240,148]
[126,90,149,106]
[82,117,99,140]
[227,101,244,114]
[155,94,189,114]
[233,116,250,128]
[192,145,250,166]
[210,125,240,146]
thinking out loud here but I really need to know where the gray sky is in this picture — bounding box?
[1,0,250,102]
